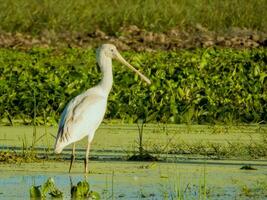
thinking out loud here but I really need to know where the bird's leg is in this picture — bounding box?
[84,142,91,174]
[69,143,76,173]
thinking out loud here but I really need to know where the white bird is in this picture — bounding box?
[54,44,151,173]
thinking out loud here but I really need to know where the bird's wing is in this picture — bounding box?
[56,94,82,142]
[56,92,104,144]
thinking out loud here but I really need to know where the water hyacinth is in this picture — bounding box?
[0,48,266,125]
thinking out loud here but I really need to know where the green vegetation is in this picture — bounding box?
[240,181,267,198]
[240,165,257,170]
[128,120,158,161]
[30,177,100,199]
[0,150,37,163]
[0,160,265,199]
[30,178,100,200]
[30,177,63,199]
[1,1,266,199]
[0,0,266,35]
[71,180,100,200]
[1,125,266,160]
[0,48,266,124]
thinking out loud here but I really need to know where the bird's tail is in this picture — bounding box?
[54,135,72,154]
[54,134,66,154]
[54,127,66,154]
[54,143,64,154]
[54,128,76,154]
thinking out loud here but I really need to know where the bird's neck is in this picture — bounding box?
[98,54,113,95]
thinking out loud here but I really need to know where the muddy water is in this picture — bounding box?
[0,160,266,199]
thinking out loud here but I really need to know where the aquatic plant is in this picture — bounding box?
[0,150,37,163]
[240,165,257,170]
[159,163,208,200]
[71,180,100,200]
[240,180,267,198]
[0,48,266,125]
[128,120,158,161]
[30,177,63,199]
[30,178,100,200]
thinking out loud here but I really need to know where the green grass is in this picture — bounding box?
[0,0,266,35]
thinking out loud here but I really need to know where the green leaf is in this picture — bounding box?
[49,188,63,198]
[89,191,101,200]
[29,186,41,199]
[71,180,90,198]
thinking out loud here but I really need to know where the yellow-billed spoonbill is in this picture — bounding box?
[54,44,151,173]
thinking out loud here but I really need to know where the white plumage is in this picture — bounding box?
[54,89,106,153]
[54,44,150,173]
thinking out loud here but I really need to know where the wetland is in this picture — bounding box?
[1,1,267,199]
[0,124,267,199]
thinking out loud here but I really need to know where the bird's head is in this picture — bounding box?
[101,44,118,58]
[97,44,151,84]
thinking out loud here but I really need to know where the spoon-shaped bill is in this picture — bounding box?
[115,53,151,85]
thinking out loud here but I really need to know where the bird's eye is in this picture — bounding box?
[111,49,114,52]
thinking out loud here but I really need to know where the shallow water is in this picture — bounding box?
[0,160,266,199]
